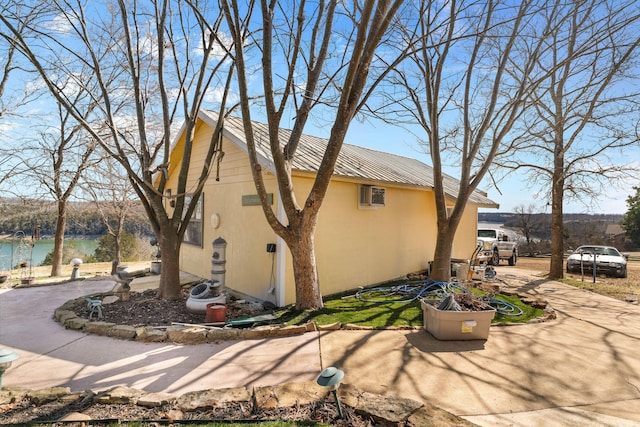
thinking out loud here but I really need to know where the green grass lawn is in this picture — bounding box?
[276,281,544,328]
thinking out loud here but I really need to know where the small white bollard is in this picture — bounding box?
[70,258,83,280]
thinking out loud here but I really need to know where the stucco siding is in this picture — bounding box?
[291,176,438,297]
[174,124,280,304]
[452,204,479,261]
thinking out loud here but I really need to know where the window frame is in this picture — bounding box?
[183,193,204,247]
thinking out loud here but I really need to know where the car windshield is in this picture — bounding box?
[577,247,620,257]
[478,230,496,238]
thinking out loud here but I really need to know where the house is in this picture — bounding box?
[164,110,498,306]
[605,223,627,249]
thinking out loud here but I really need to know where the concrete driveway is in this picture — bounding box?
[1,268,640,426]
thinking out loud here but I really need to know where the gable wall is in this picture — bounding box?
[168,121,280,303]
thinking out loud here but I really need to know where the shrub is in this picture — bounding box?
[90,232,139,263]
[41,241,85,266]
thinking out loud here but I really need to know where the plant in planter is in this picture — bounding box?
[421,293,496,340]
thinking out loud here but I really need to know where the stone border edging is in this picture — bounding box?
[53,293,424,344]
[0,381,473,426]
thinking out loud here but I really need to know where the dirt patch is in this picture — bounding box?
[513,257,640,302]
[72,288,268,327]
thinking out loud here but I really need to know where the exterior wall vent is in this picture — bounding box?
[359,185,386,207]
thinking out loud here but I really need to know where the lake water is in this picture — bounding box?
[0,238,98,271]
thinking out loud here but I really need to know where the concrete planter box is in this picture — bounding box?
[421,300,496,340]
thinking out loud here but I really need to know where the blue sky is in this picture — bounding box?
[2,2,637,217]
[341,118,637,216]
[3,90,634,215]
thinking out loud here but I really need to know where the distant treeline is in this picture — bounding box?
[0,199,154,239]
[479,212,624,226]
[479,212,632,251]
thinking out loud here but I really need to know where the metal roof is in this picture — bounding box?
[200,110,498,208]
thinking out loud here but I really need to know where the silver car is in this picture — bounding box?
[566,245,628,278]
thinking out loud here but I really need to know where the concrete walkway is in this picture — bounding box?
[1,268,640,426]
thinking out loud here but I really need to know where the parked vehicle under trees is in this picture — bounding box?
[498,0,640,280]
[383,0,556,281]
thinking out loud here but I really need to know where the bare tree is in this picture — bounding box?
[501,0,640,279]
[513,204,544,246]
[0,0,237,299]
[0,2,44,186]
[0,2,40,120]
[80,153,139,275]
[222,0,406,310]
[8,94,98,276]
[386,0,556,281]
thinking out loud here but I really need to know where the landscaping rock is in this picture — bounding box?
[102,295,119,304]
[54,309,78,324]
[343,323,374,330]
[318,322,341,330]
[176,387,251,410]
[166,326,208,344]
[26,387,72,405]
[207,327,241,341]
[64,317,90,330]
[94,386,143,404]
[137,392,175,408]
[271,325,308,337]
[406,403,477,427]
[136,327,167,342]
[107,325,137,339]
[253,381,325,410]
[83,321,116,335]
[0,387,28,405]
[354,391,423,424]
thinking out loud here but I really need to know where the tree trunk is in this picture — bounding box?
[549,150,565,279]
[157,226,182,300]
[430,223,455,282]
[286,219,323,310]
[50,200,67,277]
[112,234,122,275]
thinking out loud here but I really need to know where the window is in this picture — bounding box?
[184,193,203,247]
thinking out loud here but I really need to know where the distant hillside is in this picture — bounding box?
[479,212,624,225]
[0,199,153,238]
[479,212,633,251]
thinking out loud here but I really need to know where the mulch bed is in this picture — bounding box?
[73,288,267,327]
[0,392,375,426]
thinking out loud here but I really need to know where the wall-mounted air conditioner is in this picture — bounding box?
[359,185,386,207]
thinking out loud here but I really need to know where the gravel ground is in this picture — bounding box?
[512,256,640,302]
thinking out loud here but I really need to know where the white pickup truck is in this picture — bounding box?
[477,228,518,266]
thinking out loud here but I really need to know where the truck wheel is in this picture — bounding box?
[508,251,517,266]
[490,249,500,266]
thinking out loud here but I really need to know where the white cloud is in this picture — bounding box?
[49,13,77,35]
[194,30,233,60]
[204,86,238,105]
